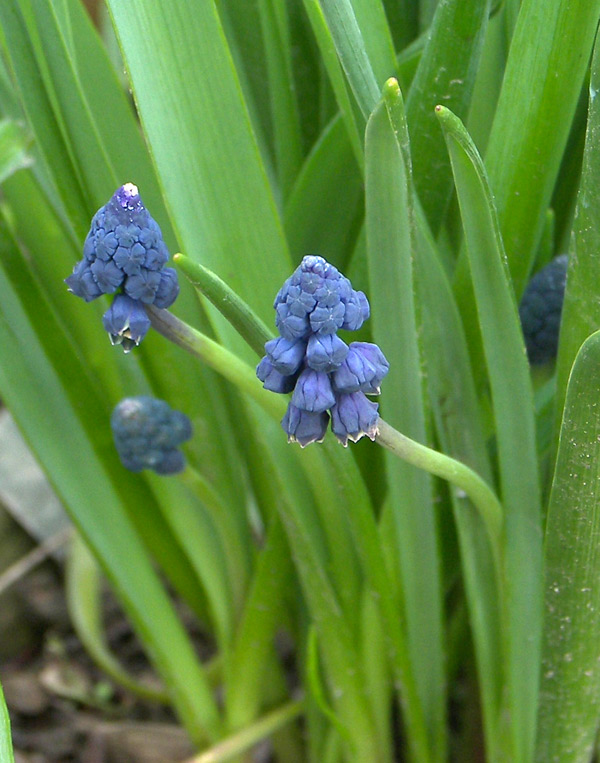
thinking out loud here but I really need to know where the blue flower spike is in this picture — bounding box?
[111,396,192,475]
[65,183,180,350]
[257,255,389,446]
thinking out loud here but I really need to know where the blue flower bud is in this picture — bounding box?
[291,368,336,412]
[111,396,192,474]
[281,402,329,447]
[341,290,370,331]
[256,357,298,393]
[275,302,310,340]
[309,301,345,335]
[153,268,180,309]
[65,259,103,302]
[124,268,162,304]
[332,342,389,394]
[306,333,348,372]
[519,254,568,364]
[102,294,151,352]
[265,336,306,375]
[330,392,379,446]
[90,258,124,294]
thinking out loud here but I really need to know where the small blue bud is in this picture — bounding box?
[330,392,379,446]
[332,342,389,394]
[102,294,151,352]
[65,259,103,302]
[519,254,568,364]
[309,301,345,335]
[153,268,180,309]
[275,302,310,340]
[291,368,336,412]
[256,357,298,393]
[90,258,124,293]
[281,402,329,447]
[265,336,306,375]
[111,396,192,475]
[305,333,348,372]
[124,268,162,303]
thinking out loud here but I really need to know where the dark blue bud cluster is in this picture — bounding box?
[65,184,179,352]
[111,396,192,475]
[257,255,389,446]
[519,254,568,365]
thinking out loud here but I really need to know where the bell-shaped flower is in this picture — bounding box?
[330,392,379,446]
[102,294,151,352]
[305,333,348,373]
[291,368,336,413]
[265,336,306,376]
[256,357,297,393]
[281,402,329,447]
[332,342,389,394]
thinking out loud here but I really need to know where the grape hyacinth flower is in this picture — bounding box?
[65,183,179,351]
[257,255,389,446]
[519,254,568,365]
[111,396,192,475]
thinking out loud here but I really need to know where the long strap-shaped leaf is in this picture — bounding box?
[406,0,491,234]
[484,0,600,296]
[0,680,14,763]
[536,329,600,762]
[366,81,446,762]
[105,0,291,350]
[554,33,600,444]
[437,105,542,763]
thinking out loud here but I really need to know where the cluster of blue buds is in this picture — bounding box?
[519,254,568,365]
[111,396,192,475]
[65,184,179,352]
[257,255,389,446]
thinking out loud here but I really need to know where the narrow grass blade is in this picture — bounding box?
[437,105,542,762]
[105,0,291,346]
[284,115,363,270]
[258,0,303,200]
[484,0,600,296]
[536,330,600,762]
[300,0,364,165]
[0,681,14,763]
[0,119,31,183]
[413,205,503,755]
[65,533,170,704]
[366,81,446,761]
[406,0,491,233]
[555,33,600,441]
[0,238,221,745]
[313,0,384,117]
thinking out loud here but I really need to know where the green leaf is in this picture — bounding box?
[413,204,503,756]
[0,225,221,745]
[0,680,14,763]
[284,114,363,271]
[436,104,542,762]
[536,330,600,762]
[555,33,600,441]
[484,0,600,296]
[0,119,31,183]
[105,0,291,352]
[366,81,446,762]
[65,533,170,704]
[406,0,491,233]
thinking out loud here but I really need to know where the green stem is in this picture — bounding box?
[376,419,503,568]
[188,699,304,763]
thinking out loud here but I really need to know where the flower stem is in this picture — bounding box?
[376,419,503,566]
[185,698,304,763]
